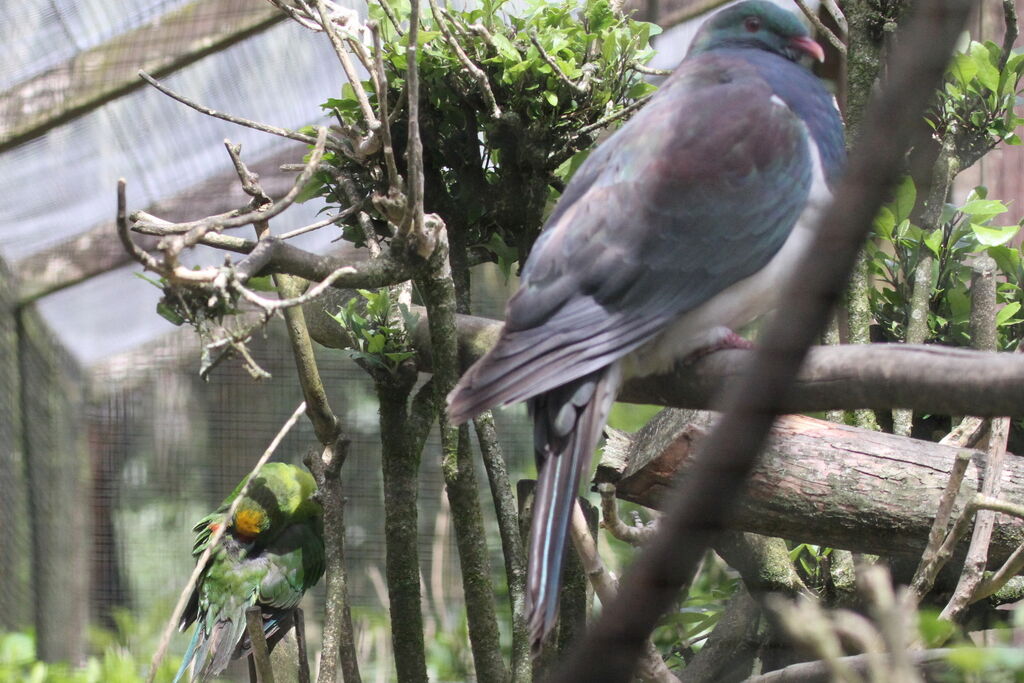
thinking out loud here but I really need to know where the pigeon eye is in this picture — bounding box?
[744,16,761,32]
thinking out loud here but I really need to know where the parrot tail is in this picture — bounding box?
[172,625,201,683]
[526,364,621,651]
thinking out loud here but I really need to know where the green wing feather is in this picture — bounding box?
[176,463,324,682]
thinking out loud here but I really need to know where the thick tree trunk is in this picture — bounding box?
[598,409,1024,565]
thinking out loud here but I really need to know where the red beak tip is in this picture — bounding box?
[792,36,826,63]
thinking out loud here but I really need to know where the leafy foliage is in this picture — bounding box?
[302,0,660,266]
[0,630,178,683]
[651,554,739,670]
[331,288,419,375]
[868,178,1024,350]
[931,40,1024,166]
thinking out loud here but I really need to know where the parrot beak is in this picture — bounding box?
[790,36,825,63]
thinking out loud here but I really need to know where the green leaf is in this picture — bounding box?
[961,198,1008,219]
[367,333,387,354]
[987,245,1022,275]
[923,228,944,256]
[491,33,520,61]
[873,206,896,239]
[950,53,978,86]
[970,41,1000,91]
[891,176,917,222]
[156,302,185,326]
[996,301,1021,326]
[971,223,1019,247]
[416,30,441,45]
[544,90,558,106]
[246,275,276,292]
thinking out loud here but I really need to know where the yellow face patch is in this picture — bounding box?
[234,508,266,539]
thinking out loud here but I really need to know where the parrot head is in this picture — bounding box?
[688,0,825,64]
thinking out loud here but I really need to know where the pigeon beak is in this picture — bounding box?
[790,36,825,63]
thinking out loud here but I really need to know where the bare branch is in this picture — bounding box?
[427,0,501,119]
[278,216,339,241]
[315,0,380,129]
[266,0,323,30]
[597,482,655,546]
[136,127,328,263]
[999,0,1019,70]
[530,31,587,93]
[245,606,276,683]
[628,62,673,76]
[116,179,162,273]
[820,0,847,36]
[371,22,402,190]
[794,0,847,55]
[567,503,677,683]
[940,257,1011,622]
[910,450,971,600]
[138,70,335,149]
[403,0,426,241]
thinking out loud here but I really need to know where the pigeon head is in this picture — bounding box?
[688,1,825,64]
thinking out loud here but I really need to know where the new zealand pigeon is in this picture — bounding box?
[174,462,325,682]
[447,0,845,648]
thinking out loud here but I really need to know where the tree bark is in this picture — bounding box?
[598,409,1024,565]
[304,291,1024,418]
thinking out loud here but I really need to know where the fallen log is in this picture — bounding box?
[596,409,1024,564]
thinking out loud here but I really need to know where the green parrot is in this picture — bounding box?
[174,462,325,683]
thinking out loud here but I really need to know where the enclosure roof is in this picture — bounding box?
[0,0,801,366]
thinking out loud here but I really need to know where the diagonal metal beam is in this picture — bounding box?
[0,0,283,153]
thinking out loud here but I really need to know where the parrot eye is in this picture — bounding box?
[744,16,761,32]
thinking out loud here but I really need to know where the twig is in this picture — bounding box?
[315,0,380,130]
[236,265,357,314]
[893,254,933,436]
[294,608,311,683]
[572,95,650,140]
[628,62,672,77]
[821,0,847,36]
[225,140,272,204]
[138,70,334,149]
[278,216,339,241]
[940,417,987,448]
[376,0,404,35]
[794,0,847,55]
[939,257,1009,622]
[371,22,402,190]
[567,502,677,683]
[766,596,864,683]
[307,440,362,683]
[266,0,323,30]
[403,0,426,241]
[858,567,921,683]
[473,413,530,683]
[597,482,655,545]
[999,0,1019,71]
[245,606,276,683]
[134,127,329,258]
[910,450,971,600]
[116,180,162,273]
[427,0,501,119]
[748,650,953,682]
[529,31,587,93]
[146,402,308,683]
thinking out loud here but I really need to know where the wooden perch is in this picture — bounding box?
[597,409,1024,565]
